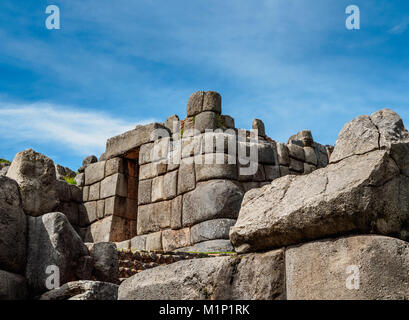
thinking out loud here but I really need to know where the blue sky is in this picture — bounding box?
[0,0,408,169]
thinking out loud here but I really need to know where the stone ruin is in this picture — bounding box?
[75,91,333,252]
[2,91,409,300]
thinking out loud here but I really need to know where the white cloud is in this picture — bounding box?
[0,101,155,156]
[389,18,409,34]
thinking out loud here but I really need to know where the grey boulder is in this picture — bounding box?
[7,149,59,216]
[26,212,92,295]
[89,242,119,284]
[39,280,118,300]
[0,176,27,274]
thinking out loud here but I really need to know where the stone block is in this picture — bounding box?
[82,186,89,202]
[139,161,167,180]
[203,91,221,114]
[151,137,170,162]
[146,231,162,251]
[289,158,304,173]
[287,143,305,161]
[286,235,409,300]
[304,163,317,174]
[88,182,100,201]
[194,111,219,133]
[252,119,266,137]
[190,219,236,244]
[97,200,105,219]
[232,249,285,300]
[182,180,243,227]
[264,165,280,181]
[137,201,171,235]
[85,215,135,243]
[165,114,180,134]
[257,142,276,164]
[139,142,153,165]
[105,123,168,159]
[201,131,236,154]
[164,170,178,199]
[162,228,191,251]
[176,240,234,253]
[130,235,147,251]
[276,143,290,166]
[116,240,130,250]
[195,153,237,182]
[105,157,124,177]
[177,160,196,195]
[100,173,127,199]
[222,115,235,129]
[85,161,106,185]
[138,179,152,205]
[187,91,204,117]
[151,175,165,202]
[239,162,265,182]
[83,201,97,225]
[75,173,85,187]
[304,146,318,165]
[181,135,202,158]
[279,165,290,177]
[170,195,183,230]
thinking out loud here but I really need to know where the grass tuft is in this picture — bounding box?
[64,175,77,185]
[0,158,11,165]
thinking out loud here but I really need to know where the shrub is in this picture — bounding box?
[0,158,11,165]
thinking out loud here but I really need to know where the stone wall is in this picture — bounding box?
[77,91,333,251]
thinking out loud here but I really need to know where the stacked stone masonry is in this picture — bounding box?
[78,91,333,251]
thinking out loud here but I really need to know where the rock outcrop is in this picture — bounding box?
[0,176,27,274]
[26,212,92,295]
[7,149,59,216]
[39,280,118,300]
[286,235,409,300]
[230,109,409,253]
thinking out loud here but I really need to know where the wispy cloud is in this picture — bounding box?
[0,101,155,156]
[389,18,409,34]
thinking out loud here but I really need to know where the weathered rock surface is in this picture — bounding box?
[231,249,285,300]
[230,109,409,253]
[89,242,119,284]
[39,280,118,300]
[7,149,59,216]
[119,250,286,300]
[0,270,28,300]
[0,176,27,274]
[231,150,408,252]
[26,212,92,294]
[176,240,234,253]
[55,164,76,181]
[118,256,236,300]
[183,180,244,227]
[286,235,409,300]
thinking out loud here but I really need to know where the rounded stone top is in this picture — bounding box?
[187,91,221,117]
[252,119,266,137]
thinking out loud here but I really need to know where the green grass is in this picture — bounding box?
[0,158,11,165]
[64,175,77,185]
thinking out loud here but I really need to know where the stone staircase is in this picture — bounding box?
[118,250,236,281]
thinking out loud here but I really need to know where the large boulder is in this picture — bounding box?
[39,280,118,300]
[0,176,27,274]
[286,235,409,300]
[118,257,236,300]
[118,252,286,300]
[0,270,28,300]
[89,242,119,284]
[230,109,409,253]
[7,149,59,216]
[182,180,244,227]
[26,212,92,295]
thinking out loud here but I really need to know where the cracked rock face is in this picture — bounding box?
[230,109,409,253]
